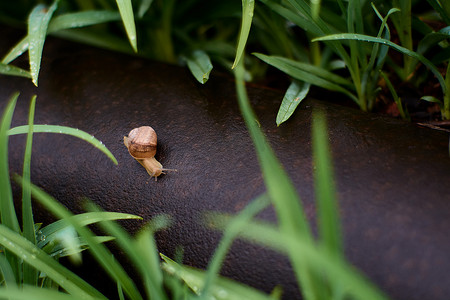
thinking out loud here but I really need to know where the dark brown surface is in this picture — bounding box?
[1,29,450,299]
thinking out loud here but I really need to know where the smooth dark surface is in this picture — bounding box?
[2,29,450,299]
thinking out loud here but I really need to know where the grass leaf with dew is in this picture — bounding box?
[45,236,114,258]
[0,254,17,289]
[28,1,58,86]
[115,0,137,52]
[312,33,446,92]
[206,215,389,300]
[8,124,118,165]
[276,80,310,126]
[184,50,213,84]
[37,211,142,249]
[22,95,38,286]
[234,60,321,300]
[161,254,275,300]
[200,193,271,298]
[0,62,31,78]
[48,10,121,33]
[50,226,82,264]
[2,37,29,64]
[85,202,169,300]
[312,111,343,258]
[254,53,358,104]
[232,0,255,69]
[0,224,106,299]
[14,176,144,300]
[0,285,90,300]
[3,11,122,66]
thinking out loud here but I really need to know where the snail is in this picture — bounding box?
[123,126,176,180]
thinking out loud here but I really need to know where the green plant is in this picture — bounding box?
[0,92,137,296]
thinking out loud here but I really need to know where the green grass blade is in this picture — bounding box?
[380,72,409,120]
[207,216,389,300]
[115,0,137,52]
[0,254,17,289]
[161,254,275,300]
[312,33,447,92]
[50,28,134,54]
[0,224,106,299]
[28,1,58,86]
[22,95,38,286]
[254,53,358,104]
[234,60,319,300]
[312,112,343,258]
[276,80,310,126]
[84,202,167,300]
[15,179,143,300]
[8,124,118,165]
[0,285,94,300]
[425,0,450,25]
[2,37,29,64]
[0,62,31,78]
[232,0,255,69]
[38,211,141,249]
[48,10,121,33]
[200,193,270,298]
[184,50,213,84]
[0,92,21,284]
[134,219,170,300]
[138,0,154,18]
[0,92,21,233]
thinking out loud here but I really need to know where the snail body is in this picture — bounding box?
[124,126,175,180]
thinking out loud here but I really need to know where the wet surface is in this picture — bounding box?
[1,29,450,299]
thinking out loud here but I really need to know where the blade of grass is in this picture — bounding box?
[312,111,343,257]
[15,179,144,300]
[22,95,38,286]
[200,193,271,298]
[0,254,17,289]
[0,285,93,300]
[0,63,31,78]
[84,202,168,300]
[38,211,142,249]
[115,0,137,52]
[232,0,255,69]
[206,216,389,300]
[184,50,213,84]
[380,71,409,120]
[254,53,358,104]
[138,0,154,18]
[48,10,121,33]
[0,224,106,299]
[312,34,446,92]
[276,80,310,126]
[135,221,170,300]
[2,37,29,64]
[0,92,21,232]
[3,11,122,65]
[161,254,275,300]
[8,124,118,165]
[28,1,58,86]
[234,60,319,300]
